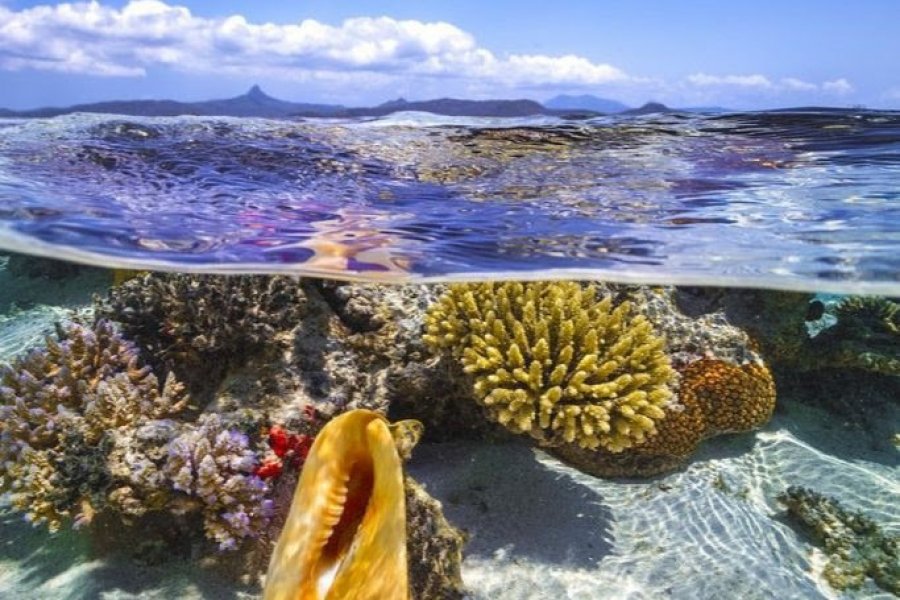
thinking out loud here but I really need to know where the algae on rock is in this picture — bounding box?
[779,486,899,595]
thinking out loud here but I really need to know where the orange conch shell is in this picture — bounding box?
[264,409,411,600]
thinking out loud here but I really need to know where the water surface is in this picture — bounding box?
[0,110,898,293]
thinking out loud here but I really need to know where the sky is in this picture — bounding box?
[1,0,899,110]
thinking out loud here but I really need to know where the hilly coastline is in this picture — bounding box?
[0,86,713,119]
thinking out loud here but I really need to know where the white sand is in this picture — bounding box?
[405,400,898,600]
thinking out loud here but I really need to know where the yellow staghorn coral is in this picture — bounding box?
[424,282,677,453]
[264,410,415,600]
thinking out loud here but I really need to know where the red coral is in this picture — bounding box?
[255,409,318,479]
[255,456,283,479]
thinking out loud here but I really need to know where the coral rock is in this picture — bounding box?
[779,486,899,595]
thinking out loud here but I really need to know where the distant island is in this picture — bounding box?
[0,85,725,119]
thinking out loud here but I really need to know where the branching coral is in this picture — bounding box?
[98,273,307,377]
[0,320,187,488]
[424,282,676,452]
[779,486,899,595]
[0,320,189,530]
[164,414,273,550]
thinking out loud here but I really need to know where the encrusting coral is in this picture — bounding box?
[424,281,676,453]
[779,486,899,595]
[98,273,307,381]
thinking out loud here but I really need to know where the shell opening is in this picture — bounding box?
[316,458,374,594]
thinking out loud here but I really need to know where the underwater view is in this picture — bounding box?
[1,1,899,598]
[0,109,897,600]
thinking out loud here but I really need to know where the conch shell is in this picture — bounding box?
[264,409,422,600]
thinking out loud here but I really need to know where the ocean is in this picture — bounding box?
[0,110,897,599]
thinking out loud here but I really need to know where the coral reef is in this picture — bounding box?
[676,288,900,377]
[0,320,272,550]
[424,282,676,452]
[551,358,777,477]
[812,296,900,376]
[97,273,307,385]
[834,296,900,333]
[675,288,814,366]
[164,414,273,551]
[0,320,187,490]
[778,486,899,595]
[0,320,189,530]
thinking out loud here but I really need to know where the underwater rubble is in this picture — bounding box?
[0,260,898,598]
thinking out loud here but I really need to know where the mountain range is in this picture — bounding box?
[0,85,713,119]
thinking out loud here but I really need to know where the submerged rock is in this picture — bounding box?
[778,486,899,595]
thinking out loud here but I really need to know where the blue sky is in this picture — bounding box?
[1,0,899,110]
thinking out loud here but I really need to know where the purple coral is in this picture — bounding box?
[163,414,272,550]
[0,320,188,527]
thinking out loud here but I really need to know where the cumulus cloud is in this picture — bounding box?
[686,72,853,95]
[822,78,853,94]
[687,73,774,88]
[0,0,628,89]
[780,77,818,91]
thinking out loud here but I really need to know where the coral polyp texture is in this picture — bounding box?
[680,358,776,436]
[424,281,677,452]
[98,273,307,376]
[779,486,899,595]
[551,358,777,477]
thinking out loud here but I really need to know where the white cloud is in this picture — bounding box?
[780,77,817,91]
[687,73,774,88]
[822,78,853,94]
[0,0,629,89]
[685,73,854,97]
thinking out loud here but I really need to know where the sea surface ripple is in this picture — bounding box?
[0,109,898,293]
